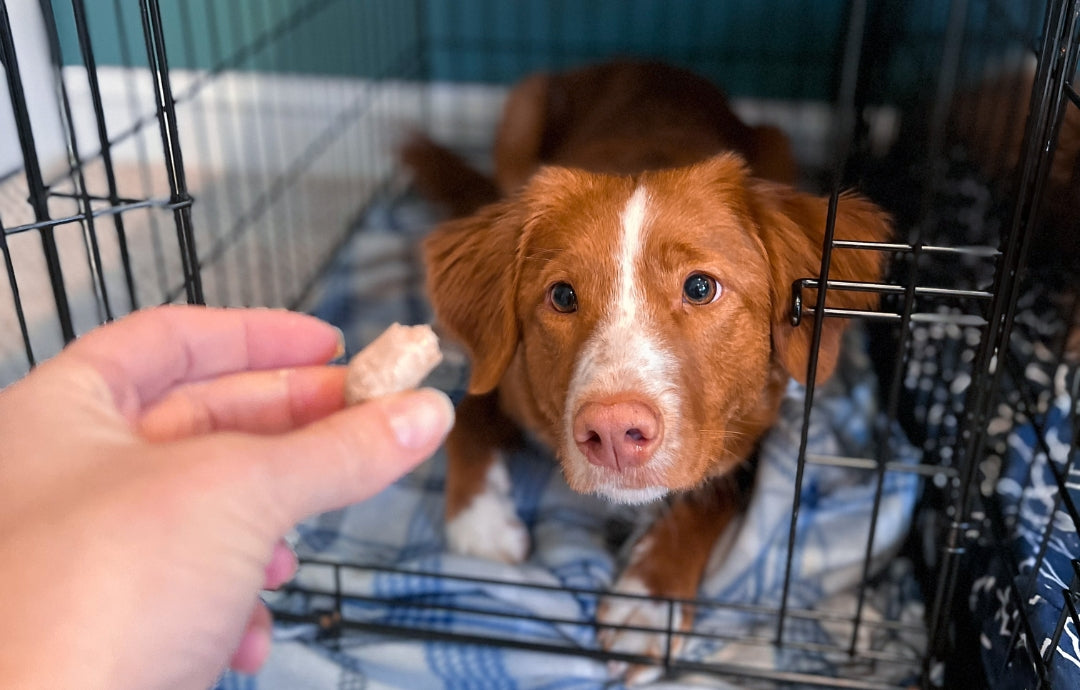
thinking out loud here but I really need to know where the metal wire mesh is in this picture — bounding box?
[0,0,424,386]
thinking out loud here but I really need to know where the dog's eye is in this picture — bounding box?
[683,273,721,305]
[549,282,578,313]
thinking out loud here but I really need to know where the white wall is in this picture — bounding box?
[0,0,65,180]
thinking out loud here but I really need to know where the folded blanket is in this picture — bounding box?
[216,195,925,689]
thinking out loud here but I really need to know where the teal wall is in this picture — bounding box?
[49,0,1042,104]
[50,1,421,80]
[50,0,848,100]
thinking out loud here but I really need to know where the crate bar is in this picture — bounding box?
[1047,581,1080,676]
[927,0,1080,678]
[937,0,1080,664]
[205,0,256,306]
[777,0,868,646]
[4,196,192,237]
[1003,355,1080,562]
[848,0,971,655]
[995,550,1051,683]
[1039,562,1080,678]
[110,0,169,300]
[1065,81,1080,109]
[139,0,202,304]
[801,308,990,327]
[278,581,925,667]
[988,452,1051,687]
[1044,561,1080,675]
[48,190,148,206]
[845,0,970,655]
[0,218,33,368]
[661,601,676,669]
[175,0,228,305]
[37,0,113,324]
[792,277,993,307]
[280,586,670,644]
[294,557,925,635]
[0,0,75,342]
[830,240,994,255]
[70,0,137,311]
[272,612,907,690]
[790,279,994,326]
[800,307,987,324]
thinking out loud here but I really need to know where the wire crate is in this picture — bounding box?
[2,1,1079,688]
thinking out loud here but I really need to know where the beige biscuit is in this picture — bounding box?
[344,323,443,405]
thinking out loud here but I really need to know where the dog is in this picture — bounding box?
[406,60,891,678]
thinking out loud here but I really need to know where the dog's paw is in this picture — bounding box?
[596,575,685,685]
[445,491,529,563]
[445,460,529,564]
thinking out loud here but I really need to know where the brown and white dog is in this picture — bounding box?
[405,60,890,675]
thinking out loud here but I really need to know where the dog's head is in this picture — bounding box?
[424,154,890,503]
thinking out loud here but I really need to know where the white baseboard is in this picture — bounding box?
[50,66,898,182]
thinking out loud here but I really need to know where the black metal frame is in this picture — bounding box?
[926,1,1080,684]
[0,0,424,382]
[3,1,1080,688]
[273,557,926,690]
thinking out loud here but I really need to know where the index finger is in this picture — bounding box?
[61,306,344,419]
[187,387,454,526]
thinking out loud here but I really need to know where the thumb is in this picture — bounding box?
[243,388,454,524]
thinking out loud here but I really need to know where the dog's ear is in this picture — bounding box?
[423,201,523,394]
[749,182,891,385]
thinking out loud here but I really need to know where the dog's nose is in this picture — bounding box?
[573,400,662,471]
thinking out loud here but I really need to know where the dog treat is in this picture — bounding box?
[344,323,443,405]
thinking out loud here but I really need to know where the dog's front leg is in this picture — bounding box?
[443,393,530,564]
[597,482,738,683]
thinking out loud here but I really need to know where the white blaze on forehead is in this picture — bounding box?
[561,184,684,503]
[617,184,649,320]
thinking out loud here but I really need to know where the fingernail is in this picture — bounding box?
[331,327,347,361]
[385,389,454,449]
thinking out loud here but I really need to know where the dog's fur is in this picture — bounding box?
[405,60,890,678]
[403,60,798,218]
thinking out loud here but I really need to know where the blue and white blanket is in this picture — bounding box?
[215,195,925,689]
[969,363,1080,687]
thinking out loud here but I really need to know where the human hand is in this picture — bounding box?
[0,306,453,689]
